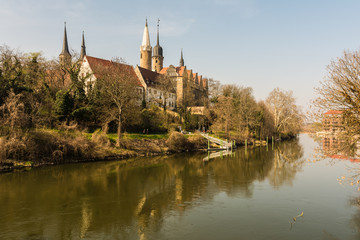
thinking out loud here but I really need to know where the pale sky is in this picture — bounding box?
[1,0,360,111]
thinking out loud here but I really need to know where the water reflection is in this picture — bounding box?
[320,135,360,161]
[0,138,305,239]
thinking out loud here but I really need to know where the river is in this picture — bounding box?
[0,134,359,239]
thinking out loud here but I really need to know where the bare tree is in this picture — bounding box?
[313,50,360,140]
[94,60,141,146]
[266,88,303,136]
[207,78,221,104]
[155,74,176,111]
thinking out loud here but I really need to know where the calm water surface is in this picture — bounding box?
[1,134,360,239]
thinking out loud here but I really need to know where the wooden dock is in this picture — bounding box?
[200,133,234,151]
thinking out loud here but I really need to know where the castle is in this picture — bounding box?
[60,20,208,111]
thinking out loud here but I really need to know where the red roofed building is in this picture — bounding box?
[323,110,344,134]
[63,20,209,111]
[79,56,145,103]
[134,65,176,110]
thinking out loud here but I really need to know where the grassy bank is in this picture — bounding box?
[0,130,207,173]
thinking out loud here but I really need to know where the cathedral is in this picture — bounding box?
[61,20,208,111]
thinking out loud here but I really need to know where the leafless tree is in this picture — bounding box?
[266,88,303,136]
[313,50,360,141]
[93,60,141,146]
[155,74,176,111]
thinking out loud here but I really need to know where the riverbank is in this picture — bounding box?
[0,129,209,173]
[0,128,298,173]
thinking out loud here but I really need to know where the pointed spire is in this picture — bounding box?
[80,31,86,60]
[153,18,163,57]
[141,18,151,51]
[180,49,184,67]
[156,18,160,46]
[61,22,71,55]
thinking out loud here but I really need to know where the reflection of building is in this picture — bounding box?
[322,136,360,161]
[323,136,340,151]
[323,110,344,133]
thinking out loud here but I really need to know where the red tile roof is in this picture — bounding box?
[324,110,343,115]
[137,66,161,87]
[85,56,143,87]
[202,78,208,88]
[187,70,192,78]
[176,66,186,76]
[159,67,168,74]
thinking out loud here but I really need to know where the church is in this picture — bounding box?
[59,20,208,111]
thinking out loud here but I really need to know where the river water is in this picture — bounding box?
[1,134,360,239]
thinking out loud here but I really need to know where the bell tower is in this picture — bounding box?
[152,19,164,72]
[140,19,152,70]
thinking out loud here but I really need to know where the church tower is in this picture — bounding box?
[179,49,184,67]
[80,31,86,61]
[152,19,163,72]
[140,19,152,70]
[59,22,72,67]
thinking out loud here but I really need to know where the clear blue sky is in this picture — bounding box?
[2,0,360,110]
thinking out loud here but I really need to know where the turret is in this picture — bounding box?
[59,22,72,67]
[152,19,164,72]
[140,19,152,70]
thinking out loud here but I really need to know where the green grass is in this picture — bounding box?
[107,133,169,141]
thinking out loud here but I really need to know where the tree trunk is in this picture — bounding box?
[103,121,109,134]
[116,114,122,147]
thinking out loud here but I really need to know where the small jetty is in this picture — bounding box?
[200,133,235,151]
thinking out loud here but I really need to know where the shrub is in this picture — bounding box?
[91,130,111,148]
[166,132,190,152]
[188,134,207,149]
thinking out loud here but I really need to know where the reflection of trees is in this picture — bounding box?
[209,147,274,197]
[267,139,304,188]
[0,138,305,239]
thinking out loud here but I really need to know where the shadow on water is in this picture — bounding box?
[0,138,305,239]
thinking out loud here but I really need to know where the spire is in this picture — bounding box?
[156,18,160,46]
[61,22,71,55]
[153,18,163,57]
[180,49,184,67]
[141,18,151,51]
[80,31,86,60]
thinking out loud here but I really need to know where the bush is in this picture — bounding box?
[188,133,207,149]
[166,131,190,152]
[91,129,111,148]
[0,129,98,162]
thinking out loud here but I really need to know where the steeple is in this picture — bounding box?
[59,22,72,66]
[140,18,151,52]
[80,31,86,61]
[179,49,184,67]
[140,18,152,70]
[152,18,164,72]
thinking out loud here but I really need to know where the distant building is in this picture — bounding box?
[59,19,209,112]
[323,110,344,133]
